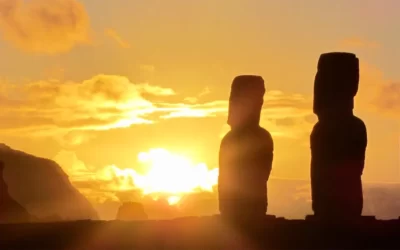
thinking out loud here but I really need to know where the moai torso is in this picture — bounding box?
[310,53,367,219]
[311,116,367,217]
[218,75,274,220]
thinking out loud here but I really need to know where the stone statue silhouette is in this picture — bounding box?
[310,52,367,219]
[0,161,32,223]
[218,75,274,221]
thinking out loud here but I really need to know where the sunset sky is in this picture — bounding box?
[0,0,399,204]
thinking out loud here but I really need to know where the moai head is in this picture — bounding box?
[227,75,265,128]
[313,52,359,117]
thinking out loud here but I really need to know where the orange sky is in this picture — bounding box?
[0,0,399,204]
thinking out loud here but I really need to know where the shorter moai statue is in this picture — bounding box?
[310,52,367,220]
[0,161,32,223]
[218,75,274,222]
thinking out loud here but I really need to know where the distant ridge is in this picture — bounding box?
[0,143,98,221]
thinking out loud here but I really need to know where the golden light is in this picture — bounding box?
[167,196,182,206]
[97,148,219,205]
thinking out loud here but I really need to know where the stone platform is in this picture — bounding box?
[1,215,399,249]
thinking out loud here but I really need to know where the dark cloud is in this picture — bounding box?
[373,82,400,116]
[0,0,91,54]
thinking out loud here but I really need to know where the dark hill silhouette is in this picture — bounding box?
[0,143,98,221]
[0,161,32,223]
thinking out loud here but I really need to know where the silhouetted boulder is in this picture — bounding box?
[0,144,98,221]
[311,52,367,219]
[143,197,179,220]
[0,161,32,223]
[94,200,121,220]
[219,75,274,222]
[116,202,148,221]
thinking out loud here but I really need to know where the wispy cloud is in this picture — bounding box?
[139,65,155,73]
[0,75,175,140]
[370,81,400,117]
[0,0,91,54]
[184,87,211,103]
[339,37,380,49]
[0,74,316,144]
[104,28,131,48]
[163,90,314,139]
[354,63,400,120]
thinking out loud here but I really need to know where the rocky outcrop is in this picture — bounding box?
[0,161,32,223]
[0,144,98,221]
[116,202,148,221]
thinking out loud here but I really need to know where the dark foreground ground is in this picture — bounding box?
[1,215,400,250]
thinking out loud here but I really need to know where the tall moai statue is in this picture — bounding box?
[311,52,368,219]
[218,75,274,221]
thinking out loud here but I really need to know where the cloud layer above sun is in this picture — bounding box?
[0,74,318,146]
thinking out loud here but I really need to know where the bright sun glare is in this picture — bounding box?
[99,148,219,205]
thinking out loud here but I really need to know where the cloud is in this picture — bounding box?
[355,63,400,119]
[199,87,211,97]
[275,118,296,127]
[164,90,311,120]
[139,65,155,73]
[0,75,176,139]
[184,87,211,103]
[261,91,314,138]
[55,130,96,148]
[136,83,175,96]
[169,90,314,138]
[0,74,315,143]
[0,0,91,54]
[104,28,131,48]
[183,97,198,104]
[338,37,380,49]
[370,82,400,116]
[53,151,124,203]
[53,150,146,203]
[158,100,227,119]
[53,150,94,180]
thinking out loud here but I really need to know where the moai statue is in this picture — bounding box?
[310,52,367,219]
[218,75,274,222]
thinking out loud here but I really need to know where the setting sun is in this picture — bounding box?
[97,148,219,205]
